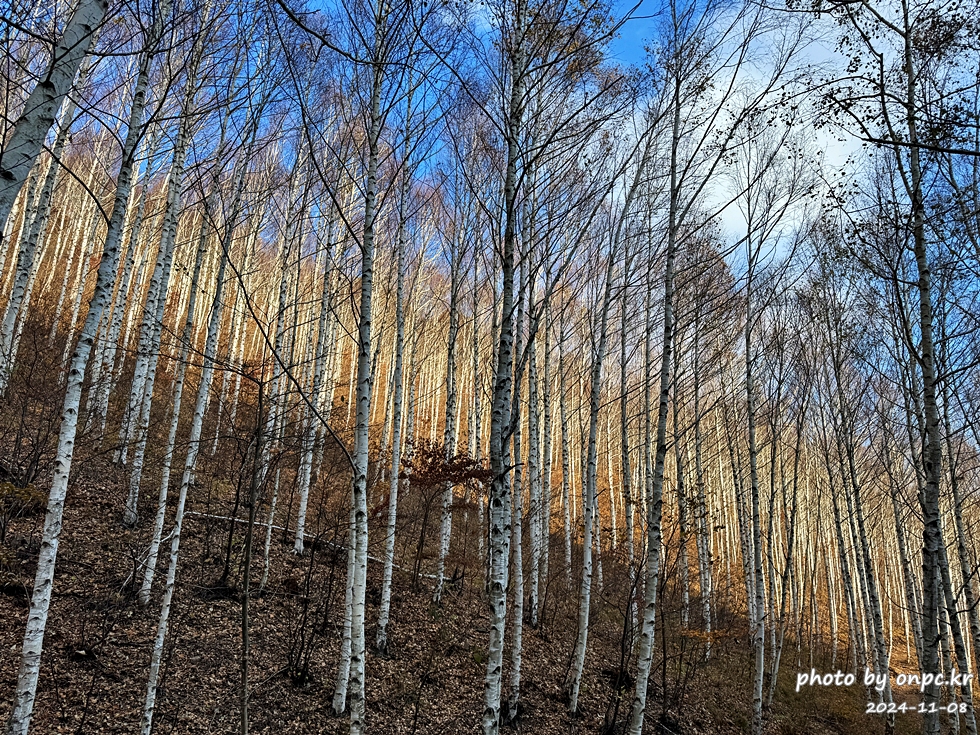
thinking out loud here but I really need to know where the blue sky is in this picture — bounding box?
[608,5,655,68]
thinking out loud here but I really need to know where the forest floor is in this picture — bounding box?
[0,446,925,735]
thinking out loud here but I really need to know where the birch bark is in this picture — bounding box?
[433,226,460,602]
[344,20,386,728]
[377,80,414,648]
[0,0,106,234]
[5,4,167,728]
[137,190,213,605]
[0,56,90,391]
[482,1,525,727]
[139,107,257,598]
[141,214,230,735]
[122,28,207,521]
[293,219,335,554]
[629,88,679,735]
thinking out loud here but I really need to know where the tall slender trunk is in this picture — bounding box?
[0,0,106,234]
[483,4,525,728]
[293,221,335,554]
[122,30,205,521]
[567,242,618,714]
[505,258,527,722]
[141,234,230,735]
[137,192,212,605]
[620,290,634,566]
[49,166,97,344]
[334,506,356,715]
[940,532,978,735]
[377,86,413,648]
[239,388,265,735]
[945,394,980,675]
[824,443,863,674]
[745,236,765,735]
[559,325,572,588]
[90,123,163,431]
[902,11,942,729]
[885,446,923,664]
[0,57,90,391]
[539,303,552,621]
[528,326,542,628]
[766,408,804,706]
[672,330,689,629]
[140,123,254,600]
[839,402,894,729]
[692,305,712,655]
[629,79,679,735]
[473,264,486,572]
[344,36,386,733]
[4,4,165,726]
[434,228,460,602]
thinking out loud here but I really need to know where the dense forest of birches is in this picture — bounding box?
[0,0,978,733]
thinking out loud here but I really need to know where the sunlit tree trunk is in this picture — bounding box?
[692,303,712,656]
[377,84,414,647]
[559,323,572,588]
[629,85,678,735]
[90,122,163,433]
[141,216,230,735]
[539,302,552,620]
[505,255,527,723]
[4,4,166,727]
[527,323,542,628]
[672,330,690,628]
[482,0,525,727]
[0,0,106,238]
[293,219,334,555]
[0,56,90,391]
[343,19,387,728]
[766,403,805,706]
[433,225,461,602]
[137,189,213,605]
[122,33,206,521]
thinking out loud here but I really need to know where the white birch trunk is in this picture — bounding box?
[527,330,541,629]
[137,189,216,605]
[122,38,204,521]
[629,89,679,735]
[140,227,228,735]
[0,70,87,392]
[333,514,355,715]
[58,206,98,361]
[90,124,163,431]
[0,0,106,234]
[539,306,552,618]
[620,291,635,569]
[377,89,413,646]
[692,308,712,656]
[559,329,572,588]
[293,224,334,554]
[5,7,161,726]
[745,265,766,735]
[567,245,618,715]
[506,262,526,721]
[48,185,93,344]
[138,112,258,606]
[483,13,525,723]
[433,233,460,603]
[343,31,385,731]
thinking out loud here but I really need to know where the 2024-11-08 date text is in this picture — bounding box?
[866,702,970,714]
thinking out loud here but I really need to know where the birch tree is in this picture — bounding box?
[4,2,173,730]
[820,2,980,725]
[0,0,107,238]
